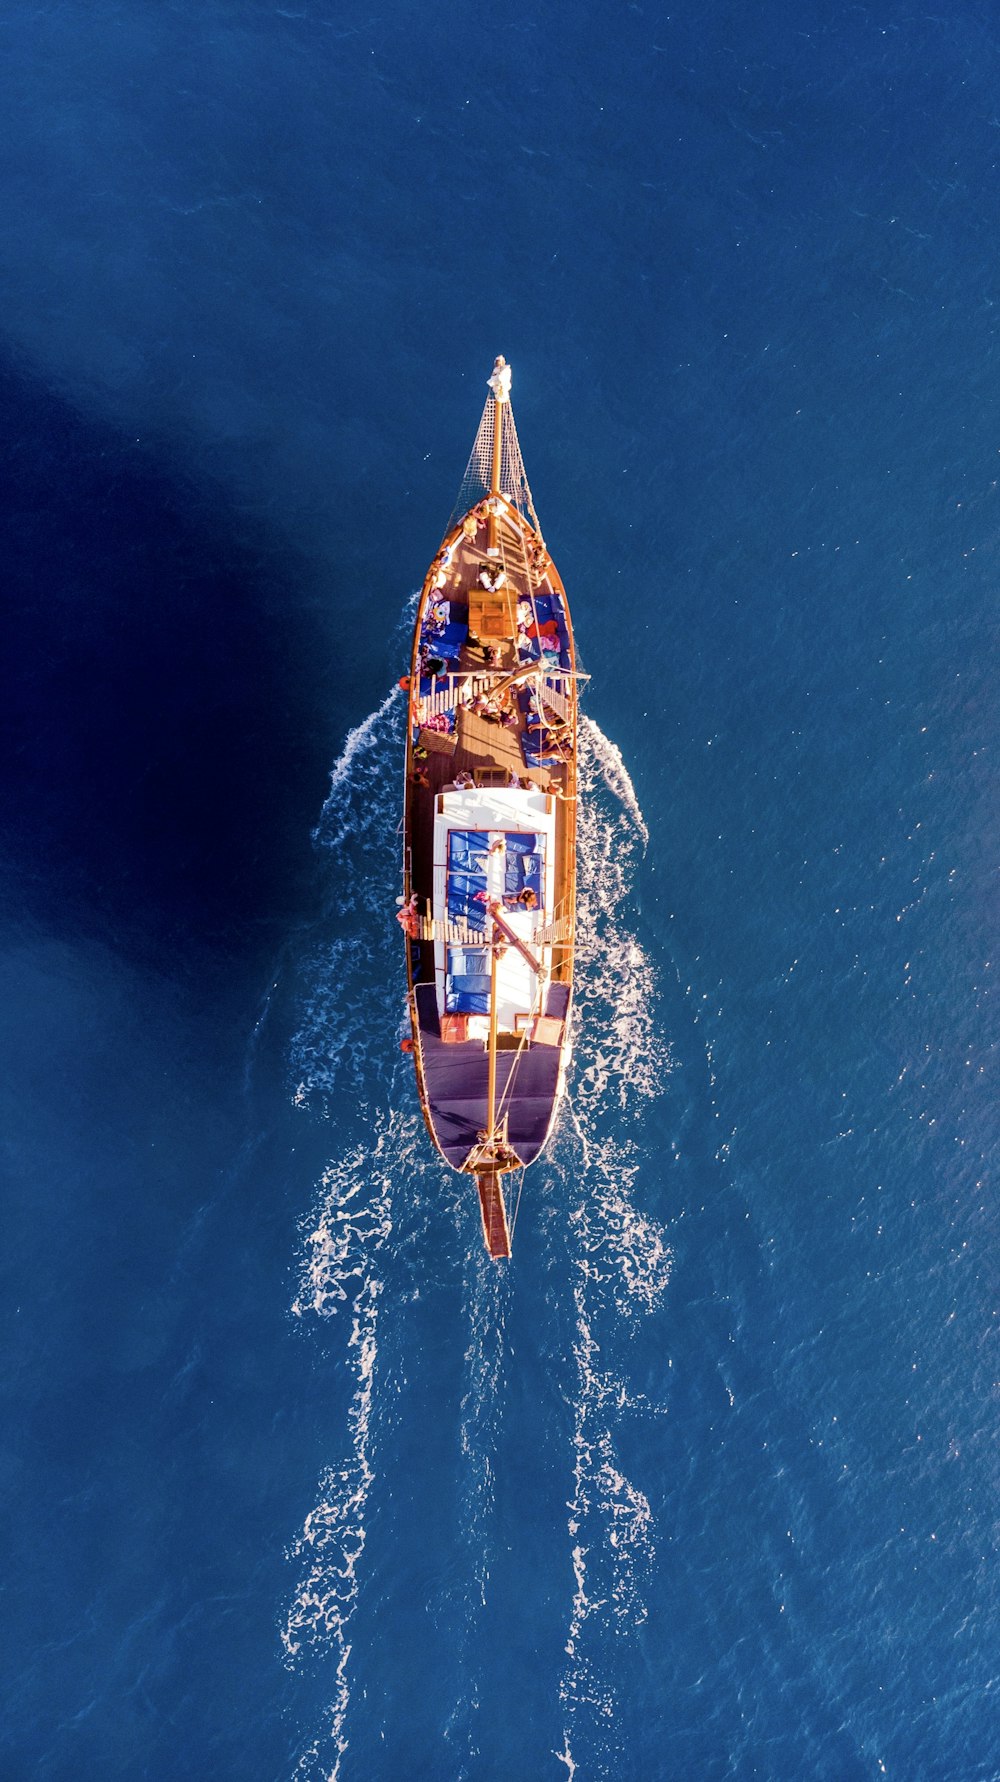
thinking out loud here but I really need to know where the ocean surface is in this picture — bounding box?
[3,3,997,1777]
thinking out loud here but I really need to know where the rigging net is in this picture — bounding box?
[448,394,543,538]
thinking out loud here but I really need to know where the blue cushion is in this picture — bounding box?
[445,978,491,1015]
[448,872,487,902]
[529,594,570,667]
[447,870,489,928]
[449,832,490,876]
[449,907,487,934]
[448,946,489,976]
[504,862,543,904]
[449,830,491,860]
[435,625,464,661]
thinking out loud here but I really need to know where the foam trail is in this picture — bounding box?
[552,721,673,1771]
[282,690,407,1781]
[579,714,649,849]
[283,1278,380,1782]
[290,693,406,1114]
[554,1738,578,1779]
[318,685,402,849]
[457,1256,509,1609]
[442,1254,511,1777]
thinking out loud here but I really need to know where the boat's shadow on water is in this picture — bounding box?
[1,352,338,977]
[280,701,681,1778]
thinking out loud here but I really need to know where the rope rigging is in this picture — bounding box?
[448,394,543,538]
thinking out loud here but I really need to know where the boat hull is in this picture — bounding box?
[400,395,578,1253]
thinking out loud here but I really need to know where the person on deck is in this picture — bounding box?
[396,895,419,936]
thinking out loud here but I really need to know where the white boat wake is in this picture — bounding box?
[280,691,673,1780]
[440,1252,512,1778]
[551,723,674,1776]
[281,694,406,1782]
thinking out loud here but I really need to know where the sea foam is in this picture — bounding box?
[550,721,673,1772]
[282,691,673,1779]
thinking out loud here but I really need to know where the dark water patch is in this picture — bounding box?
[1,353,341,978]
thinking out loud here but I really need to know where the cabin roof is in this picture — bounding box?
[432,789,556,1030]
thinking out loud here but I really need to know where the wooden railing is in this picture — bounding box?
[417,915,574,946]
[538,677,574,724]
[416,669,576,729]
[415,672,494,725]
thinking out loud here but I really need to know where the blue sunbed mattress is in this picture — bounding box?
[445,977,491,1014]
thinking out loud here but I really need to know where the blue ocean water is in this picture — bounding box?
[3,2,997,1777]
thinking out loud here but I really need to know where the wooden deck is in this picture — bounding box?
[404,495,578,994]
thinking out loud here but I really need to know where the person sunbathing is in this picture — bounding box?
[544,732,572,758]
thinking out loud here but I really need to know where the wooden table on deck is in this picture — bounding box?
[468,588,515,641]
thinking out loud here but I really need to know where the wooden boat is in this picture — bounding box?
[400,358,580,1259]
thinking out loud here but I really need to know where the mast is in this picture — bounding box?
[486,354,510,554]
[447,354,540,539]
[474,915,512,1261]
[486,929,500,1144]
